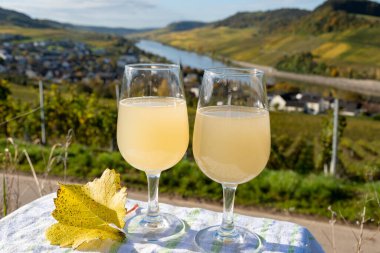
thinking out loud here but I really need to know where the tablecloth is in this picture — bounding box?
[0,193,324,253]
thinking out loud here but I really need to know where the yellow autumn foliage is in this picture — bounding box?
[46,169,128,249]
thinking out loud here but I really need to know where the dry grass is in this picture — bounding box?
[0,130,72,217]
[325,189,380,253]
[1,138,21,216]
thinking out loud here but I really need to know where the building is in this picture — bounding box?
[270,94,287,110]
[339,101,361,116]
[269,92,330,114]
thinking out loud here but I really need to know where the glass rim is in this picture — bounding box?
[204,67,264,77]
[125,63,180,71]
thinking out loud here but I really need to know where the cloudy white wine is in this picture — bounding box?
[193,106,270,184]
[117,97,189,174]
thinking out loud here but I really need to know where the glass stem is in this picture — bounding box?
[144,172,162,225]
[219,184,238,238]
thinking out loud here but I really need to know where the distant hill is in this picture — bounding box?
[213,9,310,32]
[316,0,380,16]
[297,0,380,34]
[213,0,380,34]
[167,21,207,31]
[0,7,51,28]
[0,6,151,35]
[70,25,155,35]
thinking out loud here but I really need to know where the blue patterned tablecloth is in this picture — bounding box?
[0,193,324,252]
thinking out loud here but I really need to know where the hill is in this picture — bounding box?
[0,7,51,28]
[138,0,380,80]
[167,21,207,31]
[214,8,310,32]
[317,0,380,16]
[0,6,149,35]
[297,0,380,34]
[70,25,155,36]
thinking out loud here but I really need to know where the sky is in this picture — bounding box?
[0,0,374,29]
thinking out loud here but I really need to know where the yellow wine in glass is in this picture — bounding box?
[193,106,270,184]
[117,64,188,242]
[118,97,188,173]
[193,68,270,252]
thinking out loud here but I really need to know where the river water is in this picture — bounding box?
[136,40,227,69]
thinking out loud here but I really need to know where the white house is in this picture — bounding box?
[270,95,287,110]
[269,92,330,114]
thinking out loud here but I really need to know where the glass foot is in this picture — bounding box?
[125,212,185,242]
[194,225,262,253]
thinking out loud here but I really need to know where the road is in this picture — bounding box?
[1,173,379,253]
[234,60,380,97]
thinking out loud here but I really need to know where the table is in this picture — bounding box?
[0,193,324,252]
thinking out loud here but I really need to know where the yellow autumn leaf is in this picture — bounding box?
[46,169,128,249]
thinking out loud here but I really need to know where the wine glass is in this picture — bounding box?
[117,63,189,241]
[193,68,270,252]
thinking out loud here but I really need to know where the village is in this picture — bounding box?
[0,35,139,84]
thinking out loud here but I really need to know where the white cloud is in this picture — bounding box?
[1,0,156,10]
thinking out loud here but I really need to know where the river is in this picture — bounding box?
[136,40,227,69]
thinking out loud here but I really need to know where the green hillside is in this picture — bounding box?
[167,21,207,31]
[214,8,310,32]
[139,0,380,79]
[0,25,118,48]
[0,7,51,28]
